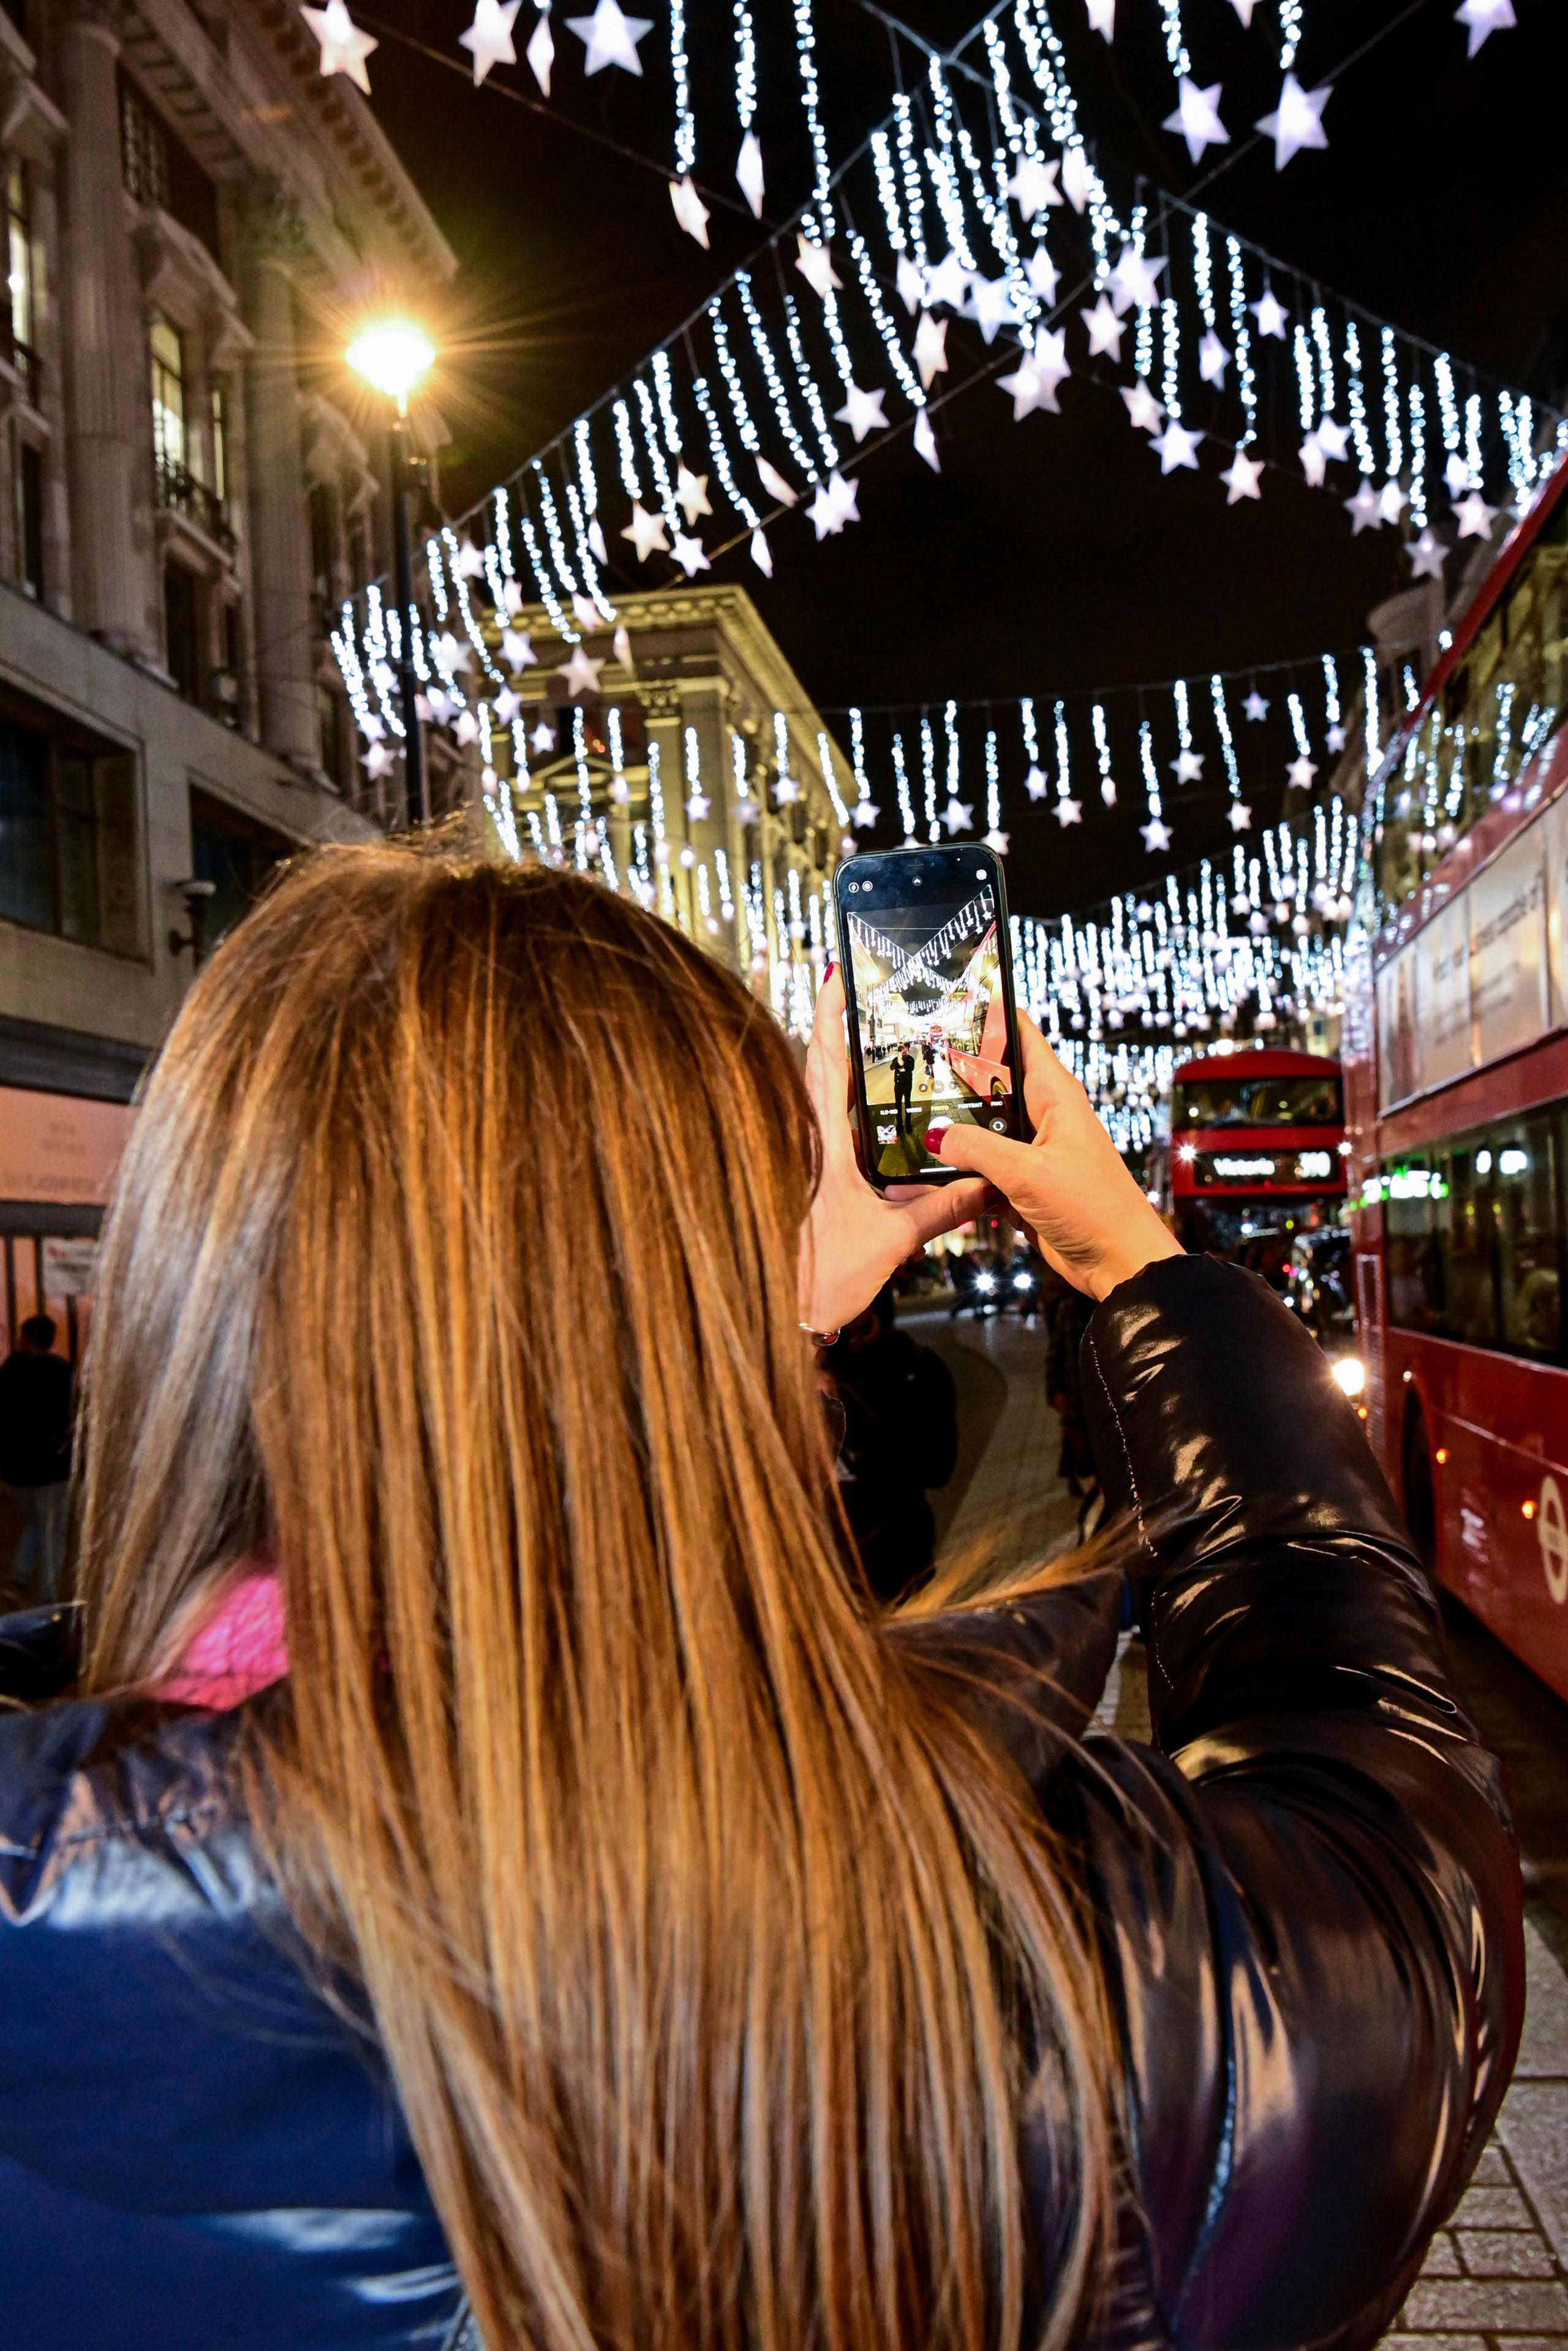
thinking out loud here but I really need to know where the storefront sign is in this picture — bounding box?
[41,1237,99,1296]
[0,1087,131,1206]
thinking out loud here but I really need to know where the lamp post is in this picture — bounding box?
[346,319,435,826]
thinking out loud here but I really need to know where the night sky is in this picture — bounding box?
[351,0,1568,916]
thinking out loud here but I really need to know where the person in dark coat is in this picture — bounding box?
[0,1315,72,1604]
[1044,1271,1098,1528]
[0,854,1523,2351]
[892,1041,916,1133]
[825,1283,958,1604]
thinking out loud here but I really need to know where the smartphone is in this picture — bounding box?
[833,843,1028,1190]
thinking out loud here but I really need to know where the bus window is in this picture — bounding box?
[1494,1116,1561,1358]
[1444,1147,1499,1349]
[1174,1074,1344,1127]
[1385,1153,1446,1333]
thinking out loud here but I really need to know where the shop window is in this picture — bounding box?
[163,560,200,703]
[190,788,290,949]
[0,704,141,956]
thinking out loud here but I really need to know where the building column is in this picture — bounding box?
[236,186,320,769]
[58,1,151,655]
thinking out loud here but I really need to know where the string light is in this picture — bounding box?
[1091,703,1117,806]
[892,731,915,842]
[670,0,694,175]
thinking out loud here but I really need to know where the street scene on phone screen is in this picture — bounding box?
[842,880,1014,1178]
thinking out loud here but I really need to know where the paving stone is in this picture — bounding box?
[1518,1917,1568,2080]
[1473,2145,1514,2184]
[1450,2181,1535,2228]
[1420,2235,1461,2278]
[1379,2336,1488,2350]
[1455,2229,1557,2278]
[1499,2081,1568,2265]
[1397,2279,1568,2331]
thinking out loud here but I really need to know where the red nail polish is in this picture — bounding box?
[823,959,836,982]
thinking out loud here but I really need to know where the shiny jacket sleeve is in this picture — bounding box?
[1071,1253,1523,2351]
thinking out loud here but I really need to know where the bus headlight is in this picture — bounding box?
[1330,1356,1366,1398]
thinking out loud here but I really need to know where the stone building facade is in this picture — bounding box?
[0,0,453,1347]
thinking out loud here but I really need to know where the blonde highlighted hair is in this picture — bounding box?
[78,836,1109,2350]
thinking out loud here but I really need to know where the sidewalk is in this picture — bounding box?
[914,1307,1568,2349]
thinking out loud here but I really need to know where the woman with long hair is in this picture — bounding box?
[0,840,1520,2351]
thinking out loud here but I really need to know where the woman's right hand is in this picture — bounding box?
[935,1014,1184,1301]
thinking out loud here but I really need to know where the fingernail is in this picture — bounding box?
[823,960,836,982]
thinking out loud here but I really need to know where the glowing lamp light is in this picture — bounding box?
[1330,1356,1366,1398]
[1435,1447,1449,1465]
[1523,1499,1537,1520]
[345,319,435,409]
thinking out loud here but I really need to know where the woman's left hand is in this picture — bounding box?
[800,972,992,1336]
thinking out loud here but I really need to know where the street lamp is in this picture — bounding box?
[347,319,435,826]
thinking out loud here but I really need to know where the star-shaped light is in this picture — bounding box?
[1227,800,1253,831]
[454,709,480,746]
[1054,796,1084,825]
[360,711,386,741]
[1409,526,1448,579]
[1243,692,1269,722]
[984,828,1009,855]
[1316,418,1351,461]
[1025,246,1061,302]
[1256,72,1331,169]
[501,628,537,671]
[1378,478,1409,525]
[753,456,795,508]
[587,519,608,562]
[1140,817,1172,852]
[1172,750,1204,783]
[566,0,652,75]
[1299,432,1328,488]
[968,273,1020,344]
[670,530,710,575]
[1122,382,1166,434]
[1222,453,1260,505]
[913,312,948,388]
[434,632,472,675]
[806,472,859,538]
[851,799,880,829]
[302,1,377,91]
[669,175,710,247]
[774,777,799,807]
[500,580,524,617]
[1287,755,1319,789]
[559,646,604,697]
[531,719,556,753]
[1453,490,1498,539]
[1327,724,1348,753]
[794,234,842,298]
[621,502,668,562]
[1080,294,1124,358]
[1061,146,1096,212]
[1199,331,1231,386]
[493,686,523,724]
[451,538,487,578]
[730,794,761,825]
[998,328,1070,419]
[675,464,711,524]
[570,591,601,633]
[1344,480,1385,534]
[1444,452,1473,496]
[1008,154,1061,219]
[1250,289,1289,339]
[750,529,772,576]
[895,254,925,314]
[1108,244,1166,315]
[363,741,394,779]
[834,383,888,443]
[459,0,521,83]
[1456,0,1515,55]
[736,130,765,217]
[1023,766,1050,802]
[612,624,632,666]
[1229,0,1259,19]
[943,798,974,834]
[1163,77,1229,163]
[924,251,970,311]
[526,7,554,92]
[1150,420,1201,473]
[1085,0,1115,36]
[913,409,940,470]
[685,791,710,821]
[418,689,447,723]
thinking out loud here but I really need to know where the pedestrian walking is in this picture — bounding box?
[0,1315,72,1604]
[824,1283,957,1603]
[0,840,1521,2351]
[892,1040,915,1134]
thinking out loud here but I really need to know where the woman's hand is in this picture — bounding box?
[801,972,992,1335]
[936,1014,1183,1301]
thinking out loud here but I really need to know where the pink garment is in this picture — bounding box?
[160,1568,288,1710]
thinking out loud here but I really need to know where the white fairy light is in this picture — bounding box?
[692,373,763,528]
[633,379,679,525]
[1293,323,1315,432]
[816,731,851,826]
[1408,380,1429,529]
[1161,297,1182,420]
[1363,643,1382,772]
[849,708,870,806]
[844,220,924,408]
[442,526,505,682]
[893,92,929,271]
[1227,236,1257,445]
[734,274,820,485]
[1211,674,1243,806]
[572,703,594,870]
[1381,325,1404,479]
[1344,321,1375,477]
[780,290,841,470]
[425,535,450,622]
[1091,703,1117,806]
[1322,653,1342,739]
[1465,390,1483,489]
[1054,700,1074,813]
[1287,691,1312,761]
[1280,0,1302,69]
[611,400,643,502]
[986,728,1003,840]
[793,0,832,213]
[564,480,615,618]
[669,0,693,174]
[892,731,916,843]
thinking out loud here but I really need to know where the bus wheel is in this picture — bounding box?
[1403,1399,1438,1570]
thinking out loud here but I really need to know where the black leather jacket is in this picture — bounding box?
[0,1257,1522,2349]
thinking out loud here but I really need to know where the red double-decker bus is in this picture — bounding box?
[1165,1046,1349,1254]
[1344,452,1568,1703]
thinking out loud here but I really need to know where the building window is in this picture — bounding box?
[209,381,228,504]
[4,156,37,406]
[346,512,370,593]
[163,562,200,703]
[118,72,221,262]
[150,313,186,476]
[307,480,337,605]
[189,788,289,951]
[17,440,42,598]
[0,703,141,956]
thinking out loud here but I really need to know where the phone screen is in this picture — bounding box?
[835,847,1023,1185]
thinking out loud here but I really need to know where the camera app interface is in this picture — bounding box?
[841,862,1014,1180]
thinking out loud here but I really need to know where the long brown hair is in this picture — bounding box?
[77,837,1108,2351]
